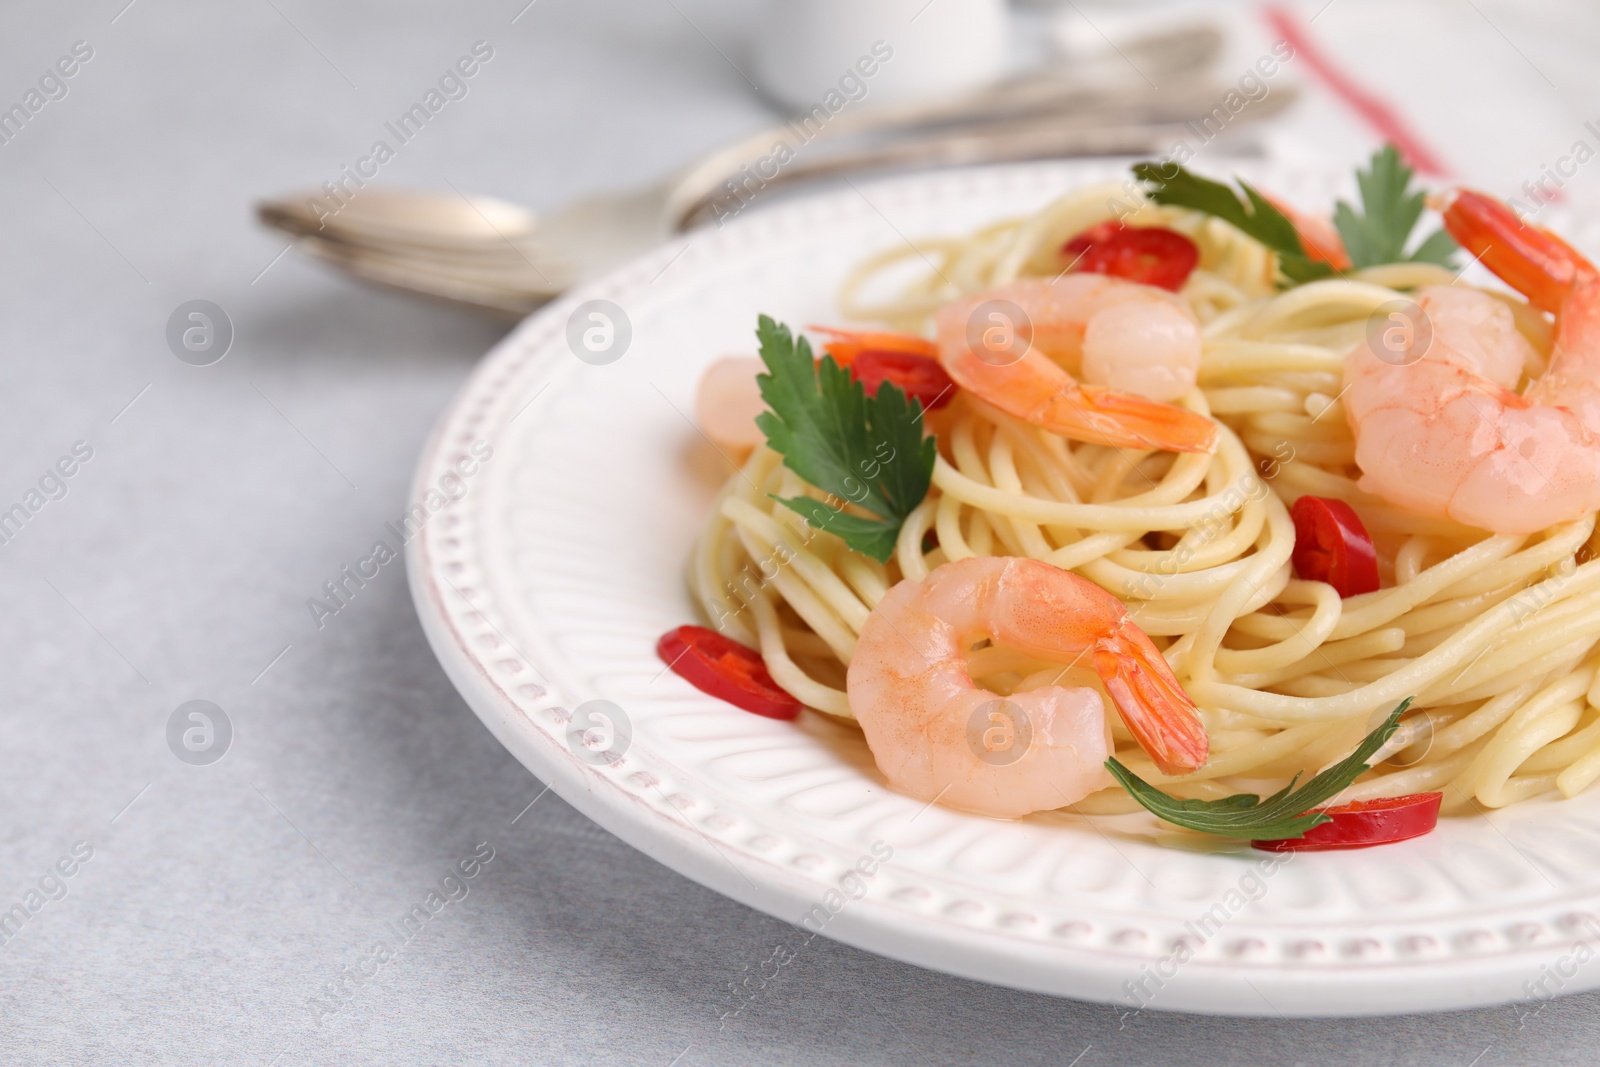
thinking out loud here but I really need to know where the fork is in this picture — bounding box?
[256,25,1290,316]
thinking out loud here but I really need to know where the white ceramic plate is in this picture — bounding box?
[408,160,1600,1016]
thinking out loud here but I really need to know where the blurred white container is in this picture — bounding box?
[753,0,1011,112]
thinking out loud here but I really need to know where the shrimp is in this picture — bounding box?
[1344,189,1600,534]
[808,325,938,366]
[846,556,1209,818]
[695,356,769,456]
[932,277,1218,454]
[1265,193,1351,270]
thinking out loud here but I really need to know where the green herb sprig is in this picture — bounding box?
[1134,145,1457,287]
[754,315,936,563]
[1333,144,1458,269]
[1106,698,1414,842]
[1132,161,1334,286]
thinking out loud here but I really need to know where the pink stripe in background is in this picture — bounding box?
[1263,3,1452,177]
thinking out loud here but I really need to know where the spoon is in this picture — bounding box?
[257,25,1285,316]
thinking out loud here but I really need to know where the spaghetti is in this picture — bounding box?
[688,179,1600,819]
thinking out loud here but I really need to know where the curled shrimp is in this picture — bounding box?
[846,557,1208,818]
[932,277,1218,454]
[1344,189,1600,534]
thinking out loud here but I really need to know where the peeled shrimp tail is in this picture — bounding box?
[1067,384,1219,454]
[1265,192,1351,270]
[809,326,938,365]
[1438,189,1592,313]
[1094,630,1209,775]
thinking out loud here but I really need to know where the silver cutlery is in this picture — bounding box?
[255,25,1294,317]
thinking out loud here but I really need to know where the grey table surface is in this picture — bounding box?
[3,0,1599,1063]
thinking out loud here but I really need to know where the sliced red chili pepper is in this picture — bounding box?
[808,326,938,368]
[1290,495,1380,597]
[850,349,956,410]
[1252,792,1442,852]
[656,625,803,720]
[1065,225,1200,292]
[1062,220,1126,258]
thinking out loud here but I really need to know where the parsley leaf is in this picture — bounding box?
[1333,144,1458,269]
[753,315,936,563]
[1105,698,1413,841]
[1133,161,1335,287]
